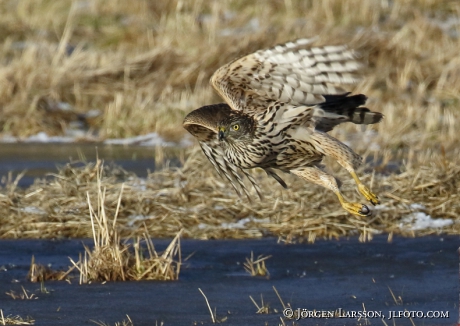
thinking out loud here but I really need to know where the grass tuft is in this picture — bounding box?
[249,294,271,314]
[244,252,271,277]
[68,160,181,282]
[91,315,134,326]
[0,310,34,325]
[27,255,71,282]
[5,287,37,301]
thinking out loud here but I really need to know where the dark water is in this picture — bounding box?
[0,143,181,188]
[0,236,458,325]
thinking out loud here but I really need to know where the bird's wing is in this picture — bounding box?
[210,38,362,117]
[183,103,286,199]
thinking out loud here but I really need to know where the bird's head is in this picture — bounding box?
[217,113,254,145]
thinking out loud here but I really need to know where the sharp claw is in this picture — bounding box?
[359,204,370,216]
[370,197,380,206]
[358,184,380,206]
[341,202,371,217]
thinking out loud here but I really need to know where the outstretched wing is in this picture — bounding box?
[210,38,362,117]
[183,104,287,200]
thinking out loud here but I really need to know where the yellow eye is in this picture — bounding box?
[233,124,240,131]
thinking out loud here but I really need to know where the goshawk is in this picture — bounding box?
[183,38,382,216]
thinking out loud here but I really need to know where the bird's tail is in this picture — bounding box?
[314,94,383,132]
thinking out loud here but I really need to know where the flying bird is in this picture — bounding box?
[183,38,382,216]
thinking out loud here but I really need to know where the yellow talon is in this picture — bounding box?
[334,190,371,217]
[341,201,371,217]
[357,184,380,206]
[349,171,380,206]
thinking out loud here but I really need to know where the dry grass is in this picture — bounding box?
[5,287,37,301]
[27,255,71,282]
[198,288,228,324]
[67,160,181,282]
[244,252,271,277]
[0,310,34,326]
[0,0,458,149]
[0,0,459,241]
[91,316,134,326]
[0,148,458,241]
[249,294,271,314]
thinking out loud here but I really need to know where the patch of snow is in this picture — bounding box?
[221,220,248,229]
[374,204,389,211]
[197,223,209,230]
[25,132,75,143]
[20,206,46,215]
[198,218,272,230]
[368,142,380,151]
[410,203,425,210]
[104,132,190,147]
[127,178,147,191]
[86,109,102,118]
[221,217,271,229]
[429,16,460,38]
[179,134,194,147]
[65,127,88,138]
[0,131,193,147]
[400,212,453,231]
[127,214,153,227]
[0,134,18,143]
[55,101,73,112]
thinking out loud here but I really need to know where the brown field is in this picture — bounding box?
[0,0,459,241]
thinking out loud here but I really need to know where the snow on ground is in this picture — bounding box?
[221,217,270,229]
[1,132,76,143]
[26,132,78,143]
[19,206,47,215]
[105,132,192,147]
[0,132,193,147]
[127,214,155,227]
[399,204,453,231]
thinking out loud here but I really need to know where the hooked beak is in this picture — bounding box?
[218,126,225,141]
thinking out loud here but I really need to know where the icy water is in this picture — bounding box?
[0,143,181,187]
[0,236,458,326]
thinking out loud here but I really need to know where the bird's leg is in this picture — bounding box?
[291,167,370,217]
[348,170,379,205]
[310,132,380,206]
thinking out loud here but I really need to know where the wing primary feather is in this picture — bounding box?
[210,38,364,113]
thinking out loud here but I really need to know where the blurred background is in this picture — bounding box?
[1,0,458,144]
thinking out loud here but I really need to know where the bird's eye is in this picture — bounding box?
[232,124,240,131]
